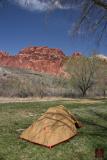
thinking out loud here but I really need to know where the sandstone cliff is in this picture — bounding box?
[0,46,66,76]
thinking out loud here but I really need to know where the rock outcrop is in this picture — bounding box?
[72,52,82,57]
[0,46,66,76]
[95,54,107,61]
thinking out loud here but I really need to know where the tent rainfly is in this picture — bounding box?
[20,105,82,148]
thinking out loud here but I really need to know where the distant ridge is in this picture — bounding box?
[0,46,66,76]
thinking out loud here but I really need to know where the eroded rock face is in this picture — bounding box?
[95,54,107,61]
[0,46,66,76]
[72,52,82,57]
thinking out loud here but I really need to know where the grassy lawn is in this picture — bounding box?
[0,99,107,160]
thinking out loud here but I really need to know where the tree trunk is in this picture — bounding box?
[103,90,106,99]
[82,90,87,97]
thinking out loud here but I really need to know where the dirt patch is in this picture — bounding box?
[69,99,103,104]
[0,97,105,104]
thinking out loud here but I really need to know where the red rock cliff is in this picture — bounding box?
[0,46,66,75]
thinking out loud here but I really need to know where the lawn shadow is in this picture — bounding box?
[0,154,6,160]
[75,109,107,138]
[88,109,107,122]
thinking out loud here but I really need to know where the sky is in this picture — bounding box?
[0,0,107,56]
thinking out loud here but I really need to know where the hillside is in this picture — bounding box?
[0,66,71,97]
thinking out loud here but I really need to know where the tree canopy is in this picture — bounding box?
[66,55,98,96]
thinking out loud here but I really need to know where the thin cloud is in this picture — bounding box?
[9,0,72,11]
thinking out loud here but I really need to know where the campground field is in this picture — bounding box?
[0,99,107,160]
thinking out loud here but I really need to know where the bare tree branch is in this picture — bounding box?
[66,56,98,97]
[97,21,107,43]
[92,0,107,10]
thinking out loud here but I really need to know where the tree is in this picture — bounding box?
[66,55,98,97]
[71,0,107,42]
[24,0,107,41]
[95,57,107,98]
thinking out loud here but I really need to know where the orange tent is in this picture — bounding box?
[20,105,81,148]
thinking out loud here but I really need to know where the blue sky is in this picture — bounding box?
[0,0,106,56]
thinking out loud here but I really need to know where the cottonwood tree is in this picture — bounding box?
[66,55,98,97]
[95,58,107,98]
[24,0,107,41]
[70,0,107,41]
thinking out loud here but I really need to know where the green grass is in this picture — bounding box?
[0,100,107,160]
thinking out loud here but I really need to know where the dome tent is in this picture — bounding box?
[20,105,82,148]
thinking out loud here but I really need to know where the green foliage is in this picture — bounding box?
[65,56,98,96]
[65,55,107,97]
